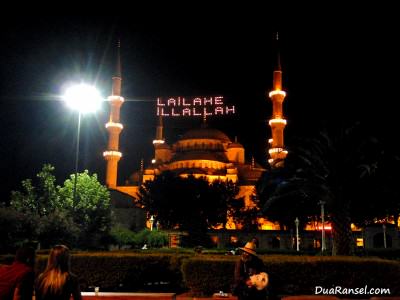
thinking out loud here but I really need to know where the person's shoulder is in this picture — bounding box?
[11,261,33,277]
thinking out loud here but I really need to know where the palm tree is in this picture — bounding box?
[258,121,382,255]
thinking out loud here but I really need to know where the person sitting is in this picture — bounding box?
[35,245,81,300]
[0,245,35,300]
[232,241,268,300]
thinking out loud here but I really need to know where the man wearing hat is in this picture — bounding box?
[233,241,268,300]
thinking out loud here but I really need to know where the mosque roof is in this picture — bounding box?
[172,151,229,162]
[180,128,231,142]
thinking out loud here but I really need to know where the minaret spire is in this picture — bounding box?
[275,32,281,72]
[103,40,124,188]
[268,32,288,167]
[201,113,208,128]
[152,114,171,164]
[153,115,164,144]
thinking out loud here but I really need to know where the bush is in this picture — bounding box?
[134,229,168,248]
[110,226,137,249]
[356,248,400,260]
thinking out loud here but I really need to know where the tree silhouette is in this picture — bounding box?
[258,121,383,255]
[137,171,239,246]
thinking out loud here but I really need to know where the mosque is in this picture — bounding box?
[101,41,399,250]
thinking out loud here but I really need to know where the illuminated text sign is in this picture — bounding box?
[156,96,235,117]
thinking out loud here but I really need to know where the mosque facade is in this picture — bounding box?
[102,38,288,232]
[101,41,400,250]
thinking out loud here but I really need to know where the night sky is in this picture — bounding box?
[0,14,397,202]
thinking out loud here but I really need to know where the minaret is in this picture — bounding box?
[268,33,288,167]
[103,41,124,188]
[152,115,172,164]
[153,115,165,145]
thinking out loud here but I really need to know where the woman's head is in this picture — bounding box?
[46,245,71,273]
[39,245,71,295]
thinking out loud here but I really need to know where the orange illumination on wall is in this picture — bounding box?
[261,224,274,230]
[210,235,219,245]
[305,222,332,231]
[258,218,280,230]
[230,236,239,244]
[316,225,332,230]
[351,223,362,231]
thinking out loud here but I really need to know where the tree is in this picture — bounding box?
[258,122,382,255]
[0,207,37,253]
[37,209,80,249]
[257,164,322,231]
[10,164,60,216]
[137,172,239,246]
[8,165,112,250]
[58,170,112,249]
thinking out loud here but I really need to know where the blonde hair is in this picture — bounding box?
[38,245,71,296]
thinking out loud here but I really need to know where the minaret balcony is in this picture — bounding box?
[105,122,124,130]
[268,118,287,126]
[153,139,165,144]
[107,95,125,103]
[268,90,286,98]
[103,151,122,158]
[268,147,288,154]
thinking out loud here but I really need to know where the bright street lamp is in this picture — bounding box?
[63,83,103,205]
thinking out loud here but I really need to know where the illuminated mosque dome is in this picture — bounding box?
[180,127,231,143]
[138,122,264,188]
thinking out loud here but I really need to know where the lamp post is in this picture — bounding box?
[295,217,300,251]
[63,83,103,205]
[318,200,326,253]
[382,224,387,249]
[149,215,154,231]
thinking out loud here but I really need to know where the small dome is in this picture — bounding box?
[181,128,231,142]
[228,142,244,149]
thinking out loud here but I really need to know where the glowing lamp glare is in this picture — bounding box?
[64,83,103,113]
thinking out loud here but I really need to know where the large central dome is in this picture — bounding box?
[180,128,231,142]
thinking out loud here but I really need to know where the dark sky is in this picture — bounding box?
[0,14,398,202]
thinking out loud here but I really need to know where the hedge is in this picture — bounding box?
[3,252,400,296]
[181,255,400,296]
[35,253,189,292]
